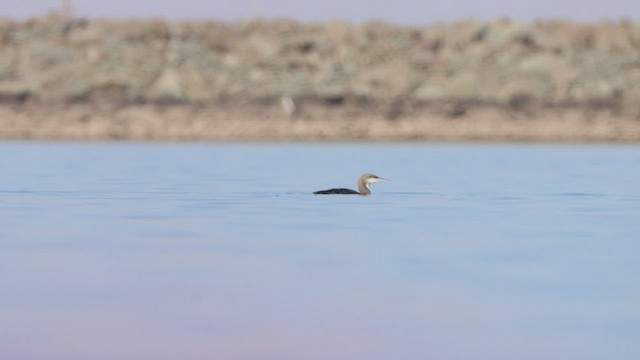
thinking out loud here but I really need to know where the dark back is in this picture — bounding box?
[313,188,360,195]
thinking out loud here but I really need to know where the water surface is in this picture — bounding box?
[1,142,639,360]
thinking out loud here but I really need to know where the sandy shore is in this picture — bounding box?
[1,102,639,142]
[2,18,640,142]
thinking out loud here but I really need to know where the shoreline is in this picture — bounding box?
[1,102,639,142]
[2,18,640,143]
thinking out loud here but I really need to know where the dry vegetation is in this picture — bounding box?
[1,16,639,141]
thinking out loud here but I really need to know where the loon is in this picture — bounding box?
[313,173,386,196]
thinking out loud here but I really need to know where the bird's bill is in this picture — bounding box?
[369,177,388,183]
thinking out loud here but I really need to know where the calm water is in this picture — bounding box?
[1,142,639,360]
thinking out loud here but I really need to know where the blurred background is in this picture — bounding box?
[1,0,640,141]
[4,0,640,23]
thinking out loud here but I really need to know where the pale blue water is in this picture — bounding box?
[1,142,639,360]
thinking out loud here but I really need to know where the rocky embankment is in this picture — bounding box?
[1,17,640,141]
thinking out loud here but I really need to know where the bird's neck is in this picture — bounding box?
[358,180,371,195]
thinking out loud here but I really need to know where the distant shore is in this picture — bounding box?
[2,102,638,142]
[1,17,640,142]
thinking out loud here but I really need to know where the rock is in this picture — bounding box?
[148,68,184,101]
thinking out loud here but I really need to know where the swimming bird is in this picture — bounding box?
[313,173,386,195]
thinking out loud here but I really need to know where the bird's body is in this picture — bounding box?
[313,188,360,195]
[313,173,385,196]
